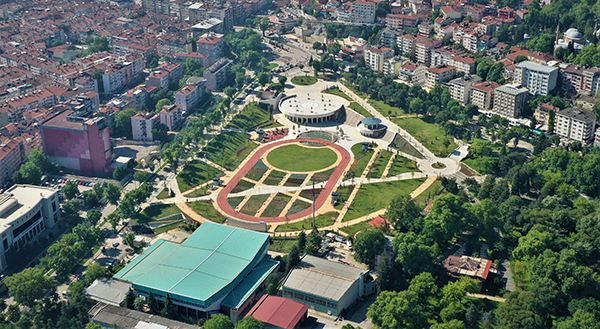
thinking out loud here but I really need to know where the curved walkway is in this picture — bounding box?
[215,138,352,223]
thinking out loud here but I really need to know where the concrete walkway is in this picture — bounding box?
[467,293,506,303]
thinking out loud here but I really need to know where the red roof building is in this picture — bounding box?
[246,295,309,329]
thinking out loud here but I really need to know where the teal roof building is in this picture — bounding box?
[114,222,279,320]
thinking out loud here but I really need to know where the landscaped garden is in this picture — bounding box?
[156,188,171,200]
[283,173,308,186]
[366,149,393,179]
[390,134,424,159]
[261,193,292,217]
[311,167,336,182]
[369,99,405,117]
[201,132,259,171]
[349,102,373,118]
[187,200,227,223]
[269,238,298,252]
[340,221,372,237]
[299,188,322,200]
[334,185,355,210]
[176,160,223,193]
[322,86,353,101]
[263,170,287,186]
[134,204,182,224]
[267,144,337,172]
[275,211,338,231]
[348,143,374,178]
[286,199,312,216]
[244,159,269,181]
[388,155,418,176]
[231,179,256,193]
[226,102,272,131]
[228,197,245,209]
[239,194,270,215]
[392,116,457,157]
[291,76,317,86]
[342,178,426,222]
[413,178,445,206]
[186,186,210,197]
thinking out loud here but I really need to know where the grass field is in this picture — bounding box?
[261,193,292,217]
[366,149,393,179]
[342,178,426,222]
[392,116,457,157]
[413,178,444,206]
[267,144,337,172]
[263,170,287,186]
[369,99,405,117]
[341,80,368,99]
[388,155,418,176]
[462,157,495,175]
[187,186,210,197]
[156,189,171,200]
[349,143,374,177]
[202,132,259,171]
[276,211,338,231]
[322,87,353,101]
[390,134,424,159]
[291,76,318,85]
[269,239,298,253]
[286,199,312,216]
[228,197,245,209]
[239,194,270,216]
[266,63,278,70]
[340,222,372,237]
[231,179,256,193]
[134,204,182,224]
[311,167,336,182]
[334,185,355,210]
[349,102,373,118]
[176,160,223,193]
[187,201,227,223]
[226,102,271,131]
[299,188,322,200]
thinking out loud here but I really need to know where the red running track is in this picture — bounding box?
[216,138,352,223]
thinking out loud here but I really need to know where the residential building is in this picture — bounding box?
[386,14,418,30]
[196,32,224,65]
[513,61,558,96]
[366,46,394,72]
[491,84,529,118]
[380,28,403,48]
[142,0,170,15]
[534,103,559,127]
[556,107,596,144]
[159,104,183,130]
[203,58,232,91]
[439,5,461,20]
[0,185,61,270]
[41,111,112,175]
[561,64,600,96]
[442,255,497,282]
[175,85,199,112]
[0,138,25,189]
[471,81,499,112]
[351,1,376,24]
[425,65,456,88]
[450,74,482,104]
[449,55,477,74]
[4,89,55,114]
[146,63,183,90]
[131,111,160,141]
[415,39,442,66]
[398,34,427,61]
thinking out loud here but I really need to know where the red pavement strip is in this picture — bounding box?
[216,138,352,223]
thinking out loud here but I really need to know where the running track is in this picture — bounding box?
[216,138,352,223]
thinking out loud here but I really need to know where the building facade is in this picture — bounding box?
[556,107,596,144]
[425,65,456,88]
[203,58,232,91]
[491,84,529,118]
[450,75,482,104]
[513,61,558,96]
[131,111,160,141]
[365,46,394,72]
[471,81,499,112]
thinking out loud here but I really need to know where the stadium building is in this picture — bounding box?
[113,222,279,322]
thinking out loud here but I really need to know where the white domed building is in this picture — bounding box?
[278,93,348,124]
[555,28,586,53]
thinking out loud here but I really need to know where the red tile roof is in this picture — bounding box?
[246,295,309,329]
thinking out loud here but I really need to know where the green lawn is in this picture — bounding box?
[261,193,292,217]
[266,63,279,70]
[156,189,171,200]
[276,211,338,231]
[366,150,393,179]
[322,87,353,101]
[388,155,418,176]
[187,186,210,197]
[462,157,496,175]
[342,178,426,222]
[267,144,337,172]
[176,160,223,193]
[134,204,182,224]
[263,170,287,186]
[368,99,405,117]
[392,116,457,157]
[390,134,424,159]
[349,143,374,177]
[239,194,270,216]
[413,178,444,206]
[340,222,372,237]
[291,76,317,86]
[349,102,373,118]
[334,185,355,210]
[201,132,259,171]
[226,102,272,131]
[311,167,336,182]
[269,239,298,253]
[228,197,245,209]
[187,201,227,223]
[341,80,368,99]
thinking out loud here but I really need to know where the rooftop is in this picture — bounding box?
[558,107,596,124]
[42,110,105,131]
[89,303,198,329]
[246,295,309,329]
[0,185,57,235]
[516,61,558,74]
[495,84,528,95]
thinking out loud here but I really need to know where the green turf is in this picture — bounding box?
[176,160,223,193]
[187,201,227,223]
[341,80,368,99]
[266,63,279,70]
[322,87,353,101]
[134,204,182,224]
[201,132,259,171]
[275,211,338,231]
[392,116,458,157]
[390,134,424,159]
[264,170,287,185]
[349,102,373,118]
[245,167,268,182]
[283,173,307,186]
[291,76,317,86]
[267,144,337,172]
[413,179,445,206]
[311,167,336,183]
[228,197,245,209]
[299,188,321,200]
[388,154,417,176]
[239,194,270,216]
[349,143,374,178]
[366,150,393,179]
[340,222,372,237]
[462,157,495,175]
[286,199,312,216]
[226,102,271,131]
[231,179,256,193]
[186,186,210,197]
[261,193,292,217]
[333,185,355,210]
[342,178,426,222]
[368,99,405,117]
[269,239,298,253]
[156,189,171,200]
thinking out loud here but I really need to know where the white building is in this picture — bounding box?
[556,107,596,145]
[513,61,558,96]
[351,1,376,24]
[492,84,529,118]
[131,111,160,141]
[365,46,394,72]
[471,81,499,112]
[175,85,199,112]
[450,75,482,104]
[0,185,61,270]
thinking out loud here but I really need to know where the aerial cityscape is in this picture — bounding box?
[0,0,597,328]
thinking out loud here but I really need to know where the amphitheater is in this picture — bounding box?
[278,92,348,124]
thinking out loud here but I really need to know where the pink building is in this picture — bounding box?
[41,111,112,176]
[159,104,183,130]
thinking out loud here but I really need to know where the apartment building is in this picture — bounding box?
[203,58,232,91]
[351,1,376,24]
[386,14,418,30]
[131,111,160,141]
[425,65,456,88]
[450,75,482,104]
[380,28,403,48]
[415,39,442,67]
[561,64,600,96]
[398,34,427,61]
[0,138,25,189]
[146,63,183,90]
[471,81,499,112]
[556,107,596,144]
[366,46,394,72]
[513,61,558,96]
[534,103,559,127]
[196,32,224,65]
[159,104,183,130]
[491,84,529,118]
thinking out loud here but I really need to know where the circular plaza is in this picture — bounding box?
[278,92,348,124]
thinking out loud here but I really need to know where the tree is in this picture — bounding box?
[393,232,439,278]
[259,17,270,36]
[353,228,385,268]
[85,262,108,284]
[235,316,265,329]
[86,323,102,329]
[515,55,528,63]
[124,232,135,247]
[87,209,102,225]
[113,166,127,181]
[62,199,81,222]
[124,288,136,309]
[376,252,391,294]
[133,171,149,183]
[161,294,179,320]
[62,180,79,199]
[278,75,287,85]
[147,292,160,314]
[155,98,171,112]
[257,72,271,86]
[298,231,306,252]
[134,297,146,311]
[469,139,493,157]
[114,108,137,138]
[376,0,390,17]
[108,211,121,230]
[305,228,321,255]
[4,267,55,307]
[12,162,42,185]
[386,195,422,232]
[224,86,236,98]
[104,183,121,205]
[28,149,54,173]
[7,304,20,323]
[327,42,341,55]
[204,314,234,329]
[84,190,100,207]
